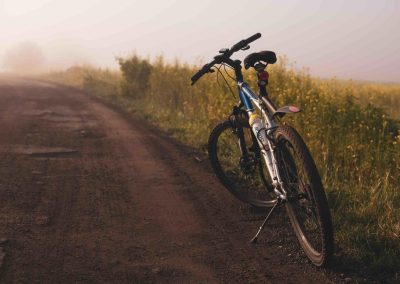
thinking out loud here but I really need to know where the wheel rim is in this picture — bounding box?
[215,124,276,207]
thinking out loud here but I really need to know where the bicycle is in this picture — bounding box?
[191,33,334,267]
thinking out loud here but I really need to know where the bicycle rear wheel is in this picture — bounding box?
[274,126,334,266]
[208,120,276,208]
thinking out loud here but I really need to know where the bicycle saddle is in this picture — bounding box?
[244,51,277,69]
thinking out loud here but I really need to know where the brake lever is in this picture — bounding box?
[241,45,250,51]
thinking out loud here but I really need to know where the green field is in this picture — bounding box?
[43,55,400,281]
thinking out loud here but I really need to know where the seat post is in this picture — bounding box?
[256,68,269,98]
[256,68,278,114]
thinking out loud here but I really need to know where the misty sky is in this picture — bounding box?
[0,0,399,82]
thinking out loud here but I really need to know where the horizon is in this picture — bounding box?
[0,0,399,83]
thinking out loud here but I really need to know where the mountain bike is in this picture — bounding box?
[191,33,334,267]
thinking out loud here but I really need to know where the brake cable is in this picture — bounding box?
[215,63,236,99]
[223,63,236,81]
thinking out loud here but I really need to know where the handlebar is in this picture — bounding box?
[230,33,261,53]
[191,33,261,85]
[191,60,216,85]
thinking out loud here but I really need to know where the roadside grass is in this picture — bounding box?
[41,56,400,282]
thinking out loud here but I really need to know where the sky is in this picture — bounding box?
[0,0,399,82]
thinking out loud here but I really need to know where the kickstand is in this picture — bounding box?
[250,199,281,243]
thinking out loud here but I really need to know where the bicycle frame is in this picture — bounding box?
[192,34,333,264]
[235,78,288,200]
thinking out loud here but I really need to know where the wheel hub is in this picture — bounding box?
[239,155,256,174]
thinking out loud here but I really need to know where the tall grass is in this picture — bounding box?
[42,55,400,281]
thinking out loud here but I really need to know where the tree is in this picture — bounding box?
[117,55,152,97]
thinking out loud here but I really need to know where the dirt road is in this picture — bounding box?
[0,76,335,283]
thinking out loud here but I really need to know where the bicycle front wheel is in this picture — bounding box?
[208,120,276,208]
[274,126,334,266]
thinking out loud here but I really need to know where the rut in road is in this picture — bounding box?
[0,77,334,283]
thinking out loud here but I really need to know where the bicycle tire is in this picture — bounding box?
[274,125,334,266]
[208,120,276,208]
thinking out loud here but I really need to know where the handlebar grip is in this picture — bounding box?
[244,33,261,44]
[191,60,217,85]
[191,70,204,85]
[231,32,261,52]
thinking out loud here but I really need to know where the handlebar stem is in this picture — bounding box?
[223,58,243,81]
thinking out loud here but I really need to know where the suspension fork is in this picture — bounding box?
[236,127,248,156]
[229,105,249,157]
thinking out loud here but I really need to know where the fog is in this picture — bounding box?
[0,0,399,82]
[2,42,45,74]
